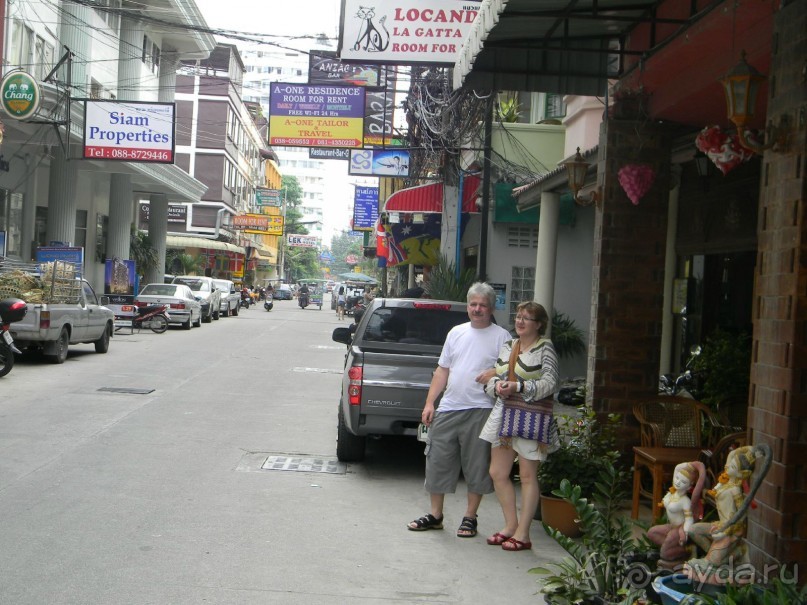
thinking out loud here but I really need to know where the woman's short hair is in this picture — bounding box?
[466,282,496,309]
[517,301,549,335]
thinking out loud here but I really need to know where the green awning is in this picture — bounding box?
[494,183,575,225]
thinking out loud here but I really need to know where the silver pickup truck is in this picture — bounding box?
[11,279,115,364]
[331,298,470,462]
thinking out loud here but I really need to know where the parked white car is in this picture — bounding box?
[212,278,240,317]
[171,276,221,323]
[135,283,202,330]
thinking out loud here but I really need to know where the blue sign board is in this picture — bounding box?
[353,186,379,231]
[36,246,84,268]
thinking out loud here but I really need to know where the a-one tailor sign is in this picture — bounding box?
[269,83,365,148]
[338,0,481,65]
[83,100,175,163]
[286,234,319,248]
[1,71,41,120]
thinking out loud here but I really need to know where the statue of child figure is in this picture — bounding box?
[685,444,771,583]
[647,461,706,570]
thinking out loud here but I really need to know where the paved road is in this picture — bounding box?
[0,295,565,604]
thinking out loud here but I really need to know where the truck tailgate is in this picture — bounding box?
[358,350,439,420]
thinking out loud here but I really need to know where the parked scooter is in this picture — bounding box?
[659,345,702,397]
[132,304,170,333]
[0,298,28,378]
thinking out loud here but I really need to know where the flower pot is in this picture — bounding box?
[540,495,581,538]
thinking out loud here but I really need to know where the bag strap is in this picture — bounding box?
[507,339,521,382]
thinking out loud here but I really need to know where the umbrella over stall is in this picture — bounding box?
[337,272,377,284]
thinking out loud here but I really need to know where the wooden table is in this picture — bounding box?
[631,446,703,522]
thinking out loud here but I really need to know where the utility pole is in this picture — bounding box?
[478,94,494,282]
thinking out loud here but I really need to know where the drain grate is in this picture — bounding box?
[261,455,346,474]
[98,387,155,395]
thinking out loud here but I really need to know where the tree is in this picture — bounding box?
[281,175,320,280]
[329,230,364,276]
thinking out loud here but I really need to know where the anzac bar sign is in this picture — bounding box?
[269,83,365,148]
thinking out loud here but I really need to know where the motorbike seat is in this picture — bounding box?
[138,304,164,315]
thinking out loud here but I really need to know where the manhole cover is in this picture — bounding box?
[261,455,346,474]
[98,387,155,394]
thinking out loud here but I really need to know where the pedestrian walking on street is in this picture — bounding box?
[407,282,510,538]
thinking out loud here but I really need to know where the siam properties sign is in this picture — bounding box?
[338,0,481,65]
[269,83,365,148]
[83,100,175,163]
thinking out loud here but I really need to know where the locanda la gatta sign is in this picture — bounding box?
[338,0,481,65]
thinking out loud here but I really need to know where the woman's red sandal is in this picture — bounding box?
[501,537,532,551]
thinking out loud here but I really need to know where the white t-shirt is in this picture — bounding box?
[436,322,510,413]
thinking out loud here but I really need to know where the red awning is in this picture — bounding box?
[384,174,481,214]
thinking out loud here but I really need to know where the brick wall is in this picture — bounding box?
[746,0,807,576]
[588,120,672,429]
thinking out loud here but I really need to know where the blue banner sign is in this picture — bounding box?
[353,186,379,231]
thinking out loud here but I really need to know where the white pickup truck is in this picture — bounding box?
[11,279,115,364]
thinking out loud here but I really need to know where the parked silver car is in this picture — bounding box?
[135,283,202,330]
[172,276,221,323]
[212,278,240,317]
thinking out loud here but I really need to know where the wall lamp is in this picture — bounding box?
[563,148,600,207]
[721,51,789,154]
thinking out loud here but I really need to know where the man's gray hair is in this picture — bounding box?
[467,282,496,308]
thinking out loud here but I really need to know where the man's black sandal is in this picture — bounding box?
[457,515,478,538]
[407,513,444,531]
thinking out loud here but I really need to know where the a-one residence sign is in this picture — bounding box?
[338,0,481,65]
[83,100,175,163]
[269,83,365,148]
[1,71,42,120]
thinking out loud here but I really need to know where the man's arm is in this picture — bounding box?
[422,365,449,426]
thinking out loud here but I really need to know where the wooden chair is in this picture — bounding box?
[633,395,721,449]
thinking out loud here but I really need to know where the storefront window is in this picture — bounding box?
[0,191,23,257]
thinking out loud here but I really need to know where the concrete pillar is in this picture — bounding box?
[107,174,133,260]
[146,194,167,284]
[117,16,144,101]
[46,145,78,246]
[21,154,38,261]
[659,168,681,375]
[441,184,459,268]
[58,2,90,93]
[158,54,179,103]
[533,192,560,336]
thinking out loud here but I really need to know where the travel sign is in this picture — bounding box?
[269,83,365,148]
[1,71,42,120]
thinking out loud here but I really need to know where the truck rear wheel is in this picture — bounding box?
[48,328,69,364]
[336,406,366,462]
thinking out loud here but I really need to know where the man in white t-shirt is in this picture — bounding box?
[407,282,510,538]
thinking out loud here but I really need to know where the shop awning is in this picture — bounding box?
[166,235,245,254]
[384,174,481,214]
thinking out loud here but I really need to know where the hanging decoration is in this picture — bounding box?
[617,163,657,205]
[694,125,754,176]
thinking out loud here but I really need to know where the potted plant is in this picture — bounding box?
[537,405,621,537]
[532,462,649,605]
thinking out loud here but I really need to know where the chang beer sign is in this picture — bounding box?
[1,72,42,120]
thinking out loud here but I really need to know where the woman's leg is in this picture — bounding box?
[513,457,539,543]
[489,445,518,536]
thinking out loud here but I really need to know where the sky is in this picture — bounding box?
[191,1,366,247]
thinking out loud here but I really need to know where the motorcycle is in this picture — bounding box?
[240,291,251,309]
[659,345,702,397]
[264,293,274,311]
[345,295,365,317]
[132,304,170,333]
[0,298,28,378]
[298,291,310,309]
